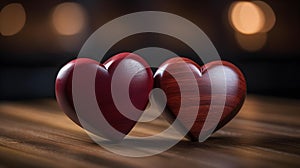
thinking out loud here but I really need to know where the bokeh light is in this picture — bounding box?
[229,1,265,35]
[52,2,86,36]
[229,1,276,52]
[253,1,276,33]
[235,32,267,52]
[0,3,26,36]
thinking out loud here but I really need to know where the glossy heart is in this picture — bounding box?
[154,57,246,141]
[56,53,153,141]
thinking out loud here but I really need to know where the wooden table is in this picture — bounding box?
[0,95,299,167]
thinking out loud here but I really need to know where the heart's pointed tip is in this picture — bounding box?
[186,134,199,142]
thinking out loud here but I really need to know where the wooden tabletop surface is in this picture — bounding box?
[0,95,299,168]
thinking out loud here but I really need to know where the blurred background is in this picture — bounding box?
[0,0,299,100]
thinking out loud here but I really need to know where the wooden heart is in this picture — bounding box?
[154,57,246,141]
[56,53,153,141]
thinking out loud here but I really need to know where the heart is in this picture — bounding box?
[154,57,246,141]
[55,53,153,141]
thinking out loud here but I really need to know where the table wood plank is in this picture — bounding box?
[0,95,299,167]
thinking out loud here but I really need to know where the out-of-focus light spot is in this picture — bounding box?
[253,1,276,33]
[0,3,26,36]
[229,1,275,52]
[229,1,265,34]
[52,2,86,36]
[235,32,267,52]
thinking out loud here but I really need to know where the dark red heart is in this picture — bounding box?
[55,52,153,141]
[154,57,246,141]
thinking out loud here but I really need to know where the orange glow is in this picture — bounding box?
[0,3,26,36]
[52,2,86,35]
[235,32,267,51]
[253,1,276,33]
[229,1,265,34]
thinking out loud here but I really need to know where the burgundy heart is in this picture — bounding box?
[56,53,153,141]
[154,57,246,141]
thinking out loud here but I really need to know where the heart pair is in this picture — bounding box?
[55,52,246,141]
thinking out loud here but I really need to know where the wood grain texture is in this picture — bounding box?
[0,95,300,168]
[154,58,246,141]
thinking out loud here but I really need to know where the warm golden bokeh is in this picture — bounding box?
[229,1,276,51]
[253,1,276,33]
[0,3,26,36]
[52,2,86,36]
[229,1,265,35]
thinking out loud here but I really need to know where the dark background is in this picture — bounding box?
[0,0,299,100]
